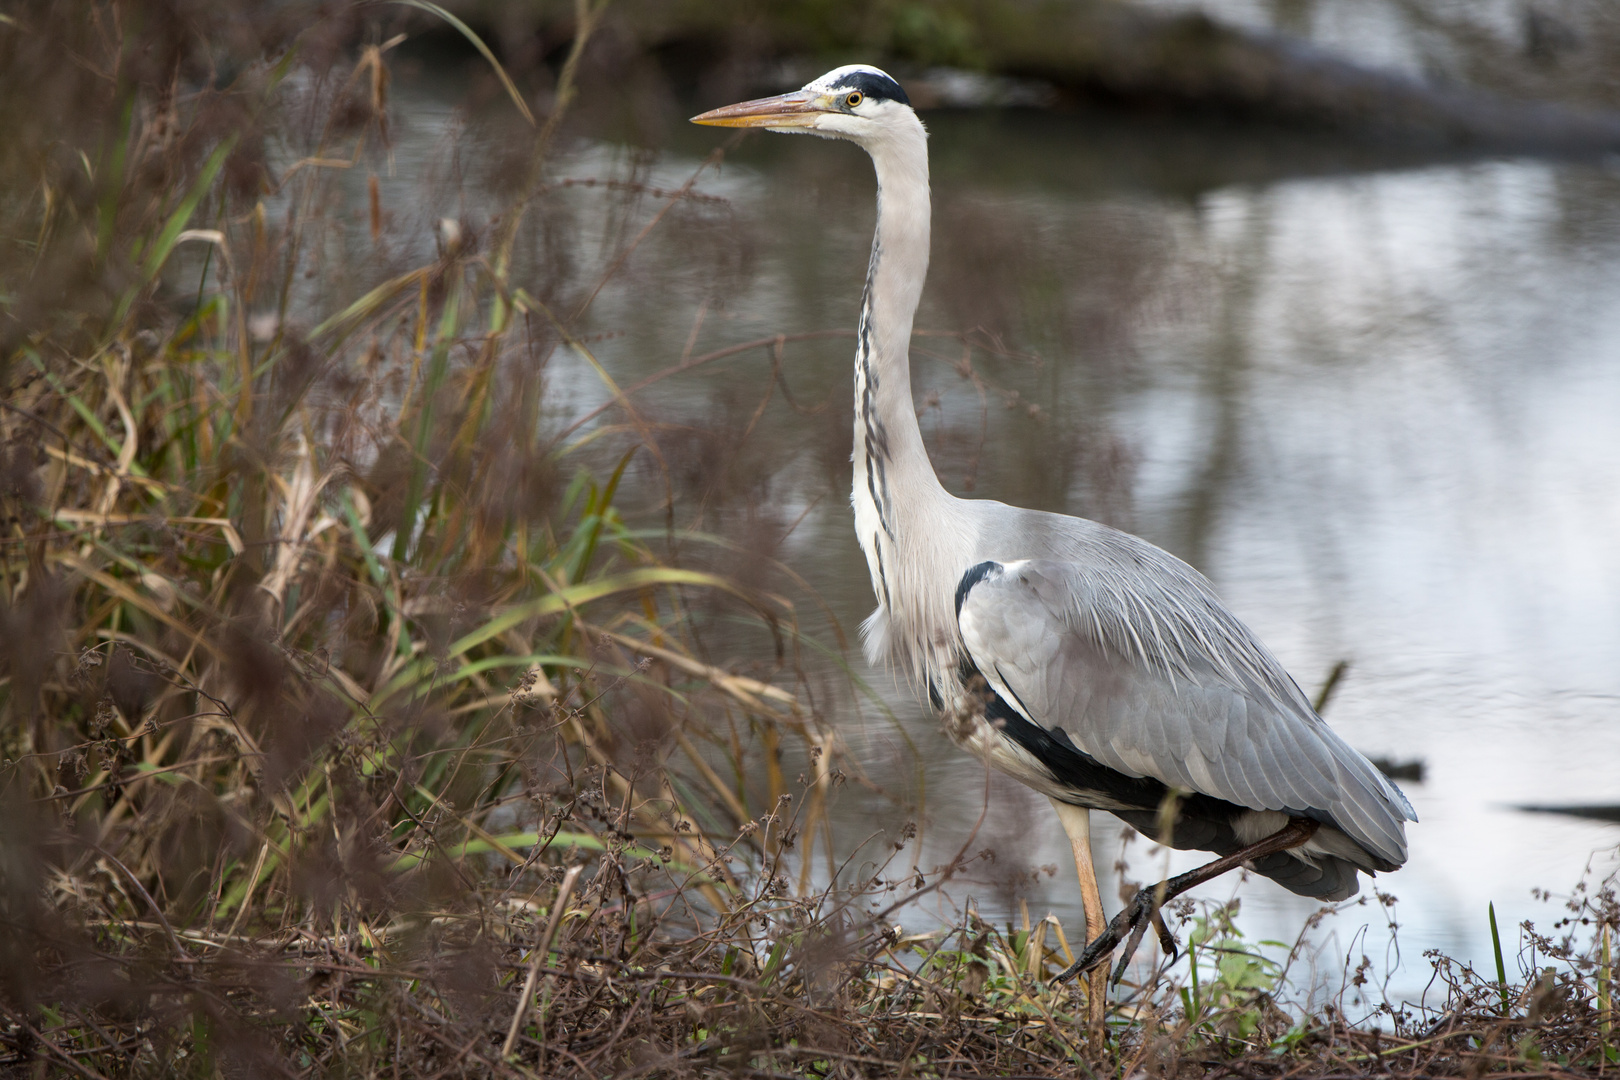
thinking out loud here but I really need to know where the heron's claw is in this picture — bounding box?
[1053,884,1182,987]
[1151,907,1178,963]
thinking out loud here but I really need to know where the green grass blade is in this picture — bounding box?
[307,267,429,340]
[1490,901,1510,1015]
[1598,921,1611,1045]
[389,830,702,875]
[110,136,237,331]
[449,567,749,658]
[387,0,534,126]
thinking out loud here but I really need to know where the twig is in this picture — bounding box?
[88,841,187,963]
[503,864,584,1060]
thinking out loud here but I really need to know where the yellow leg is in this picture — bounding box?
[1050,798,1108,1031]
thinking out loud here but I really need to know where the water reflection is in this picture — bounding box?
[392,71,1620,1006]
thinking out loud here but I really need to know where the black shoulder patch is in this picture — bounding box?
[842,70,910,107]
[954,560,1000,618]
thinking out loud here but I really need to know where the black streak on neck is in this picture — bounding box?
[858,236,895,542]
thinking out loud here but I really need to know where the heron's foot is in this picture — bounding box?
[1053,885,1180,987]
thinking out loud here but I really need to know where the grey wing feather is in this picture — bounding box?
[956,554,1415,868]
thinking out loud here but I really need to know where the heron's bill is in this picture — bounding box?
[690,91,826,129]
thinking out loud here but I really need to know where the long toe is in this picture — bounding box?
[1081,886,1170,986]
[1150,907,1179,963]
[1112,913,1152,986]
[1106,886,1183,985]
[1056,928,1116,983]
[1056,896,1143,983]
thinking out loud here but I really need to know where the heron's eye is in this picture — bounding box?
[845,91,863,109]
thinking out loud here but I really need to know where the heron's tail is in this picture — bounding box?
[1246,851,1360,901]
[1110,806,1366,902]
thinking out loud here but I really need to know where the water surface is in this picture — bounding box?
[371,70,1620,1008]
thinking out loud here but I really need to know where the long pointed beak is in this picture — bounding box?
[690,90,827,130]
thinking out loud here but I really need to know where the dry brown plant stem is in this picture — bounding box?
[503,863,585,1059]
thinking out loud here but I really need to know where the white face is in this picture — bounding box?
[689,65,913,146]
[795,65,905,140]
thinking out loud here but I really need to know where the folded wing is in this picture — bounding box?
[955,557,1414,870]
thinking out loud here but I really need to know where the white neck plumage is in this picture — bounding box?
[849,110,962,677]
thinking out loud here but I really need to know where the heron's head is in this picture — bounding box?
[690,65,917,148]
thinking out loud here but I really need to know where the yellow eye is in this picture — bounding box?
[846,91,864,108]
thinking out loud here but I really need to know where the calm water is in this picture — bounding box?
[359,68,1620,1009]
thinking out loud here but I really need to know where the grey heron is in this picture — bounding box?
[692,66,1416,1019]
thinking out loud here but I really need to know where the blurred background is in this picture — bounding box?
[6,0,1620,1025]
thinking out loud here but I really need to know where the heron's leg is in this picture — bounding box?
[1049,799,1109,1029]
[1054,817,1321,986]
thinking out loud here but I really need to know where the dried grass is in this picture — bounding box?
[0,2,1616,1077]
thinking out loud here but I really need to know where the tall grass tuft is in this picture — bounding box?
[0,1,862,1071]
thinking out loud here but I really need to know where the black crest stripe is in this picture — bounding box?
[840,71,910,107]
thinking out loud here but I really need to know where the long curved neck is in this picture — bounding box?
[851,114,954,649]
[857,121,933,487]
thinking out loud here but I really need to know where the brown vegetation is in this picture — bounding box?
[0,2,1616,1076]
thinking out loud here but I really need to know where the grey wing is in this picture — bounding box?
[955,557,1415,868]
